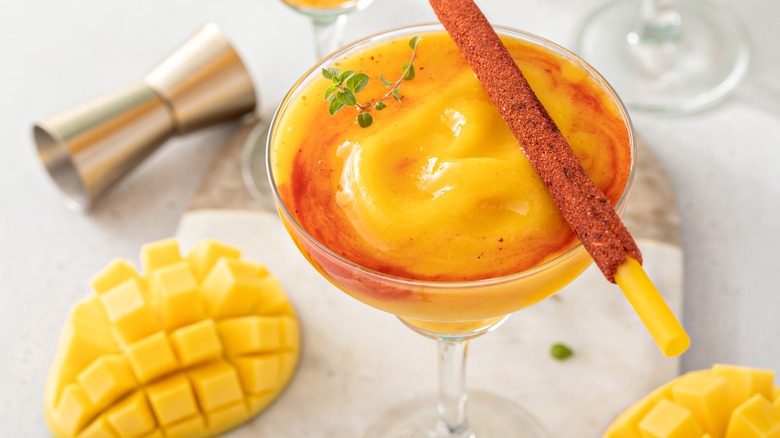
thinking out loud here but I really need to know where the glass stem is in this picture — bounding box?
[630,0,682,45]
[436,338,474,437]
[310,14,348,59]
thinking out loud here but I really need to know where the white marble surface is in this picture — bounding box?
[1,0,779,436]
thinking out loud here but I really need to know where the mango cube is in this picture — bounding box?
[671,372,730,437]
[44,238,300,438]
[99,280,159,345]
[189,361,244,412]
[217,316,286,356]
[77,355,136,409]
[90,259,144,295]
[233,355,283,395]
[141,239,182,280]
[713,364,775,408]
[104,391,156,438]
[145,374,198,426]
[55,384,98,436]
[639,399,703,438]
[185,239,241,282]
[201,259,264,318]
[124,332,178,384]
[170,319,222,367]
[149,262,205,330]
[606,365,780,438]
[726,394,780,438]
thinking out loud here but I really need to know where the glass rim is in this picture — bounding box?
[266,22,637,290]
[280,0,372,17]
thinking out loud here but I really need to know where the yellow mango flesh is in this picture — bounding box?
[605,365,780,438]
[44,239,301,438]
[271,31,631,283]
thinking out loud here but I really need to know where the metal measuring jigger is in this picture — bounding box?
[33,23,257,212]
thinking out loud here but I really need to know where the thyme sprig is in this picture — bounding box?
[322,36,422,128]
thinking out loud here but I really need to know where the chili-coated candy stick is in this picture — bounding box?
[429,0,689,357]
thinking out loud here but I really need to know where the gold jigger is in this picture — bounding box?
[33,23,257,212]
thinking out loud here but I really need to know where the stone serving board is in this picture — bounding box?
[175,118,684,437]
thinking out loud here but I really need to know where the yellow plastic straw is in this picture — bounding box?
[614,256,690,357]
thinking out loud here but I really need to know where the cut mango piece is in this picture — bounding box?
[186,239,241,282]
[124,331,178,384]
[145,374,198,426]
[201,259,264,318]
[671,372,730,437]
[99,279,159,345]
[104,391,157,438]
[77,355,136,409]
[140,238,182,280]
[90,259,144,295]
[638,399,703,438]
[189,360,244,412]
[233,355,284,395]
[149,262,205,330]
[44,238,300,438]
[217,315,293,356]
[605,365,780,438]
[169,319,222,367]
[55,384,98,436]
[713,364,775,408]
[725,394,780,438]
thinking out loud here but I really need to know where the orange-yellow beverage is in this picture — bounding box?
[269,27,633,333]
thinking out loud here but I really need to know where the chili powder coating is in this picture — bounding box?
[428,0,642,282]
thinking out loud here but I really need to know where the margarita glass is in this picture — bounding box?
[280,0,375,59]
[576,0,749,114]
[267,23,636,437]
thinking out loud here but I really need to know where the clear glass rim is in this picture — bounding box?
[266,22,637,290]
[280,0,372,17]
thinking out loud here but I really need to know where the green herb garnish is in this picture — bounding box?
[322,36,422,128]
[550,343,574,361]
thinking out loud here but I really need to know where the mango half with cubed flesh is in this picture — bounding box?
[44,239,301,438]
[605,364,780,438]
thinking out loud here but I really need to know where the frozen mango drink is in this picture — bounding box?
[268,24,634,335]
[268,20,635,437]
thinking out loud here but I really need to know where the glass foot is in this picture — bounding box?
[576,0,750,114]
[364,390,550,438]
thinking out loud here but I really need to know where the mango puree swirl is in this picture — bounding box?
[272,32,631,282]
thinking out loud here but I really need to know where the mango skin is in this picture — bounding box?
[44,239,300,438]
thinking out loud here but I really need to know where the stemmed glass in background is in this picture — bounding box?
[267,24,637,437]
[576,0,750,114]
[280,0,375,59]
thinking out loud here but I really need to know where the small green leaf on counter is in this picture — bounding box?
[551,343,574,361]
